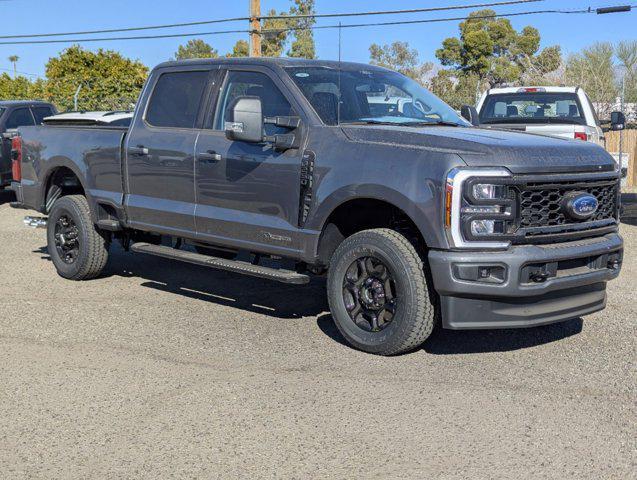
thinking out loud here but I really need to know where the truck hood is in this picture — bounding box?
[341,125,616,174]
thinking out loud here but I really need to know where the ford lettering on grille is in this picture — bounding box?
[563,192,599,220]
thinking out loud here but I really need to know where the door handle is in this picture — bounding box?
[129,145,149,156]
[198,150,222,163]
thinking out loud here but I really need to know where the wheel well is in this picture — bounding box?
[317,199,426,266]
[44,167,85,212]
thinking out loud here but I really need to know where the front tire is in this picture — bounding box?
[47,195,110,280]
[327,229,436,355]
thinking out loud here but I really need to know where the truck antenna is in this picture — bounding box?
[337,22,342,126]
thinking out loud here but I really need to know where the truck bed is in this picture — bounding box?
[17,124,128,213]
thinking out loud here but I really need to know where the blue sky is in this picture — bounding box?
[2,0,636,78]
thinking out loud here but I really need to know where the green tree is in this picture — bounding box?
[0,73,32,99]
[565,42,618,118]
[43,45,148,111]
[227,39,249,58]
[261,9,290,57]
[259,0,316,58]
[616,40,637,102]
[369,41,433,85]
[7,55,19,77]
[435,9,560,86]
[288,0,316,59]
[429,70,483,109]
[174,39,218,60]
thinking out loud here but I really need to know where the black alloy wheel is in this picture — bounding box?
[342,255,398,332]
[53,213,80,264]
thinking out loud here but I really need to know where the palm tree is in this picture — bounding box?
[8,55,19,77]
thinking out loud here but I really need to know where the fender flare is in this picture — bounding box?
[39,157,92,212]
[307,184,437,257]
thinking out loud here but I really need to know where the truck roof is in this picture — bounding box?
[0,100,53,107]
[485,86,580,95]
[155,57,389,72]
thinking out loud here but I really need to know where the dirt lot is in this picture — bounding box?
[0,188,635,480]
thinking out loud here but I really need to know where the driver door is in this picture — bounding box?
[194,66,306,255]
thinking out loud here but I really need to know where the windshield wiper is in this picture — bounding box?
[341,119,461,127]
[393,120,461,127]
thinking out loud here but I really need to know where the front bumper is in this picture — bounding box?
[428,233,623,329]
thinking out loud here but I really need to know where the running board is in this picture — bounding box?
[130,242,310,285]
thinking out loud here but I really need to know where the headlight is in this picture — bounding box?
[472,183,508,200]
[444,168,515,249]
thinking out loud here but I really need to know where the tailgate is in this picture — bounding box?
[482,123,578,140]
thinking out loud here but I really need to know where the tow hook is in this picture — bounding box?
[23,216,48,229]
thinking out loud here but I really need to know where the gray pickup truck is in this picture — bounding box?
[10,58,624,355]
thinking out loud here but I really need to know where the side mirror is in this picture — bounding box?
[225,96,264,143]
[610,111,626,131]
[461,105,480,126]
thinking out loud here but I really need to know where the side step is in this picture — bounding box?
[130,242,310,285]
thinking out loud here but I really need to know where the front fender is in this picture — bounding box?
[306,182,447,254]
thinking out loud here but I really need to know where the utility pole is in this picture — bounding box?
[249,0,261,57]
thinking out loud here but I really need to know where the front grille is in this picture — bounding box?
[518,179,619,229]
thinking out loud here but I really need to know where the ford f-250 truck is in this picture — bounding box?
[10,58,624,355]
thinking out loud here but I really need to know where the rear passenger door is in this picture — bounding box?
[125,67,214,236]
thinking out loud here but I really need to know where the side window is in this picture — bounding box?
[32,106,55,124]
[145,70,209,128]
[6,108,35,129]
[215,71,293,135]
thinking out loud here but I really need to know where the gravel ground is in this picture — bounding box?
[0,188,635,480]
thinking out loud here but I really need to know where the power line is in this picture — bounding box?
[0,0,542,40]
[259,0,543,20]
[0,5,632,45]
[0,28,249,45]
[0,66,39,77]
[260,8,604,34]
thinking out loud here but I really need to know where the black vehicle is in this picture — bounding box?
[10,59,624,355]
[0,101,57,187]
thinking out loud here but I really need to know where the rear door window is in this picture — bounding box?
[5,108,35,129]
[31,106,55,124]
[145,71,209,128]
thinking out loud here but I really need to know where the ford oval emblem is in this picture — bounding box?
[562,192,599,220]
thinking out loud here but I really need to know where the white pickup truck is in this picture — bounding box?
[476,86,605,145]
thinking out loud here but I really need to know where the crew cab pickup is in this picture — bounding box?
[10,58,624,355]
[476,86,605,144]
[0,100,56,187]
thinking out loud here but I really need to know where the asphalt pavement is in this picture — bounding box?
[0,188,635,479]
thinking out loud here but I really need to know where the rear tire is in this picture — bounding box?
[327,228,436,356]
[47,195,110,280]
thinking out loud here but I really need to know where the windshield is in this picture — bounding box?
[479,92,586,125]
[286,66,468,127]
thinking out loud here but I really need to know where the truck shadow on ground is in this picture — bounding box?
[35,243,330,320]
[0,188,15,205]
[34,243,583,354]
[316,314,583,355]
